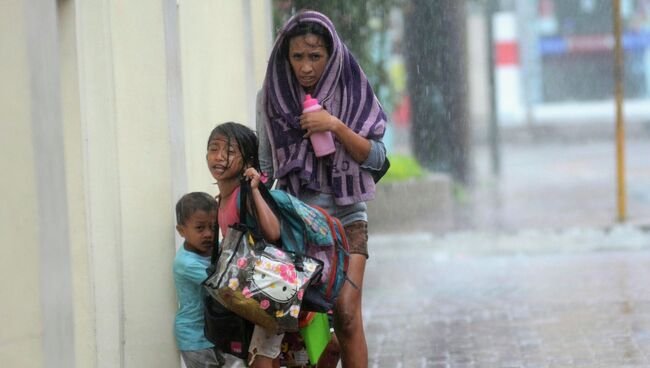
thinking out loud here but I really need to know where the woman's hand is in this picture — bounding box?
[301,110,372,164]
[300,109,341,138]
[243,167,262,190]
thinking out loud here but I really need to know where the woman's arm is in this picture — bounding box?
[361,139,387,170]
[300,110,372,164]
[256,90,275,178]
[243,167,280,242]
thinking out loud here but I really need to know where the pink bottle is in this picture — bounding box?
[303,94,336,157]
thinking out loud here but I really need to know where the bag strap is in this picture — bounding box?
[251,178,283,218]
[370,156,390,183]
[238,177,250,226]
[208,177,270,266]
[312,205,339,298]
[213,226,246,289]
[240,178,285,245]
[210,177,252,265]
[312,205,360,291]
[239,177,285,243]
[210,198,221,265]
[258,187,313,257]
[237,178,260,244]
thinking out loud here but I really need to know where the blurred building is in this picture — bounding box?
[493,0,650,126]
[0,1,272,367]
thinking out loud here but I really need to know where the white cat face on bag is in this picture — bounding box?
[250,255,299,302]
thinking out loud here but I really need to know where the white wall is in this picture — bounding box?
[0,1,44,367]
[179,0,272,196]
[0,0,273,367]
[58,1,95,366]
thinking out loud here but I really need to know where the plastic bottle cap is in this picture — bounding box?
[303,94,319,109]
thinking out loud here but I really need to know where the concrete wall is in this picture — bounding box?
[0,1,44,367]
[180,0,272,195]
[0,1,272,367]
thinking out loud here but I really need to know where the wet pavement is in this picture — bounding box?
[221,135,650,367]
[394,137,650,234]
[360,135,650,367]
[456,138,650,232]
[364,231,650,368]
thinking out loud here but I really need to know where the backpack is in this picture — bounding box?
[258,185,350,313]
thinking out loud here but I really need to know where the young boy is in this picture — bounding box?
[173,192,225,368]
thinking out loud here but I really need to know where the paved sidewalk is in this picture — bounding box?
[364,230,650,368]
[361,135,650,367]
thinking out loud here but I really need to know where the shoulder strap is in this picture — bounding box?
[210,196,221,265]
[255,180,282,216]
[239,178,283,243]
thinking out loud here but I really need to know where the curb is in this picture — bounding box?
[367,173,453,233]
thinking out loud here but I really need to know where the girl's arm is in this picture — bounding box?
[299,109,372,164]
[244,168,280,242]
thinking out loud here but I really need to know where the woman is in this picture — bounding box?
[257,10,387,368]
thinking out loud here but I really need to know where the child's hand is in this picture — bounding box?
[243,167,262,190]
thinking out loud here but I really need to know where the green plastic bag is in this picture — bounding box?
[299,312,332,364]
[280,312,332,366]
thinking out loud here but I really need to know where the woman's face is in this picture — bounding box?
[288,33,330,93]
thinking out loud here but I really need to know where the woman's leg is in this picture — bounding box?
[333,254,367,368]
[316,331,341,368]
[333,221,369,368]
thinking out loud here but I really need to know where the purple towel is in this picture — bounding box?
[262,10,386,205]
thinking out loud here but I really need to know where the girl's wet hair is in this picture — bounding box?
[206,122,260,174]
[281,20,333,59]
[175,192,217,225]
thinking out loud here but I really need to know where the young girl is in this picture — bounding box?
[206,122,282,368]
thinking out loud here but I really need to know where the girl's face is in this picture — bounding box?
[206,134,243,181]
[288,33,330,93]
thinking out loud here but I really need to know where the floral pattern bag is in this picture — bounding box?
[204,180,323,333]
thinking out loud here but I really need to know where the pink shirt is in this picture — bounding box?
[218,187,240,236]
